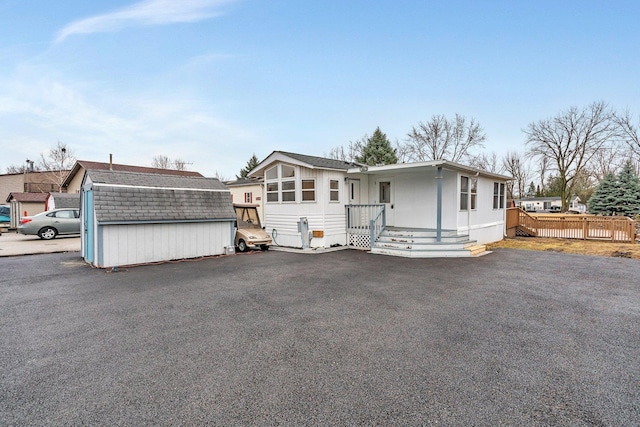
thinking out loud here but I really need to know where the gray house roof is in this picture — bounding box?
[48,192,80,209]
[249,151,361,177]
[276,151,361,170]
[85,170,235,223]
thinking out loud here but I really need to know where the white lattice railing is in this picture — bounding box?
[346,204,386,249]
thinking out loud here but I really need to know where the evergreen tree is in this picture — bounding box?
[587,173,620,215]
[355,127,398,166]
[237,153,260,179]
[526,182,536,197]
[616,161,640,217]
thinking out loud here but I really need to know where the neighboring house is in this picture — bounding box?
[225,178,265,221]
[249,151,511,257]
[516,196,584,212]
[46,192,80,211]
[63,159,204,194]
[0,170,68,203]
[5,192,49,228]
[80,169,235,268]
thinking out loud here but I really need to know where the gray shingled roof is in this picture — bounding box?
[276,151,361,171]
[88,169,227,190]
[87,170,235,223]
[49,192,80,209]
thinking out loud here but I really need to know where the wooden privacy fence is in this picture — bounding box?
[506,207,637,243]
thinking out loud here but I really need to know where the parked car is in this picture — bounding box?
[18,208,80,240]
[547,206,562,213]
[0,205,9,223]
[234,204,272,252]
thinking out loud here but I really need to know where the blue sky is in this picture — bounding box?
[1,0,639,178]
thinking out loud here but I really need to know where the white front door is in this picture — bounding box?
[377,178,394,226]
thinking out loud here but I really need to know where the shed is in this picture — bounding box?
[5,192,48,228]
[81,170,236,268]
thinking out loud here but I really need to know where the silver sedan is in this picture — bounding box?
[18,208,81,240]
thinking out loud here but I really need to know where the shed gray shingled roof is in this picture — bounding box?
[87,170,235,223]
[276,151,360,170]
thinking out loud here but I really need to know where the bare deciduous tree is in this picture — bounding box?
[502,151,530,200]
[405,114,486,163]
[524,101,619,210]
[326,139,365,163]
[38,141,76,191]
[6,164,40,174]
[616,110,640,160]
[588,144,626,181]
[151,155,189,171]
[469,152,503,174]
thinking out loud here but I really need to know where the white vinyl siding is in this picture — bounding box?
[99,222,232,268]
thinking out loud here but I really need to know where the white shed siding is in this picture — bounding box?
[99,222,232,268]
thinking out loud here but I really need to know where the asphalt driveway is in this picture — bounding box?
[1,249,638,425]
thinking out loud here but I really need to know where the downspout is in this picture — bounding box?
[436,166,443,242]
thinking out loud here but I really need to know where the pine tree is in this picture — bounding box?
[355,127,398,166]
[616,161,640,217]
[588,173,620,215]
[237,154,260,179]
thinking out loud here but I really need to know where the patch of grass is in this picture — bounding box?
[488,237,640,260]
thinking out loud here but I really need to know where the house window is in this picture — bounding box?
[330,180,339,202]
[493,182,506,209]
[302,179,316,201]
[267,182,279,202]
[470,179,477,210]
[266,164,297,203]
[244,192,252,203]
[460,176,469,211]
[266,166,278,180]
[379,181,391,204]
[282,180,296,202]
[282,165,295,178]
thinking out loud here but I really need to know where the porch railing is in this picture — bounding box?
[506,207,637,243]
[346,204,386,249]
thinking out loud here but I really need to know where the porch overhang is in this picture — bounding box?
[346,159,512,181]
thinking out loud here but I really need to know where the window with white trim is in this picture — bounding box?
[460,176,469,211]
[265,164,298,203]
[265,166,278,180]
[281,165,296,202]
[470,179,477,210]
[330,180,339,202]
[302,179,316,201]
[244,192,252,203]
[493,182,506,209]
[267,182,279,202]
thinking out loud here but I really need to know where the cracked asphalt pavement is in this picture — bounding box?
[1,249,638,425]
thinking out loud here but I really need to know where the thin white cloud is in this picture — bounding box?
[55,0,235,43]
[0,73,256,177]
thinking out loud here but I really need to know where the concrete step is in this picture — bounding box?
[382,229,461,238]
[377,234,472,245]
[374,239,477,251]
[370,246,474,258]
